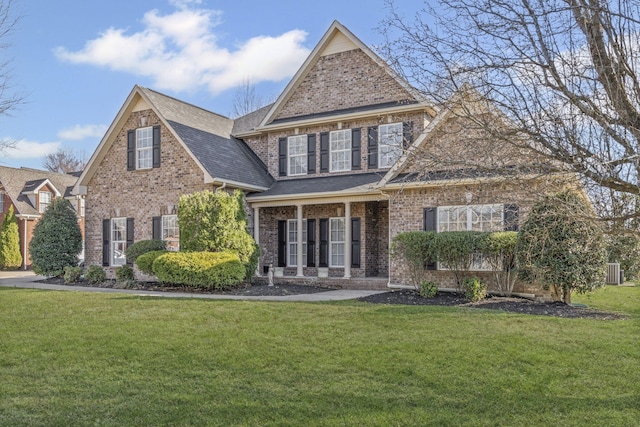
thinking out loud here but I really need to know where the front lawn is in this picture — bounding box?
[0,286,638,426]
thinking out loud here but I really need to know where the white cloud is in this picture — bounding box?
[54,3,310,94]
[58,124,108,141]
[3,139,60,159]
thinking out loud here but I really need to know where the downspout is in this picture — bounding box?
[23,218,27,271]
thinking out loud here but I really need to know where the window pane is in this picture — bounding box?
[329,218,345,267]
[288,135,308,176]
[378,123,403,168]
[287,219,307,267]
[136,127,153,169]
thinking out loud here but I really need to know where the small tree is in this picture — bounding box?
[477,231,518,296]
[392,231,437,289]
[29,198,82,277]
[0,205,22,269]
[516,191,606,304]
[435,231,481,291]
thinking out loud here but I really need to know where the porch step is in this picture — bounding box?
[253,276,389,291]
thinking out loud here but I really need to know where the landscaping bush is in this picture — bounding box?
[63,266,83,284]
[477,231,518,296]
[85,265,106,285]
[152,251,245,290]
[136,250,167,276]
[392,231,437,288]
[29,198,82,277]
[419,280,438,298]
[115,265,135,282]
[516,190,606,304]
[0,205,22,269]
[125,239,166,264]
[463,276,487,302]
[435,231,482,291]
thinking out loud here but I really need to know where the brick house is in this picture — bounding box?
[0,166,85,269]
[74,21,563,292]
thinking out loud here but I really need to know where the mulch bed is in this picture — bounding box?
[39,278,628,320]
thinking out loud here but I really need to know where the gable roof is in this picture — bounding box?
[74,85,273,195]
[0,166,78,216]
[257,20,431,129]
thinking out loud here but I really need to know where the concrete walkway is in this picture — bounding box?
[0,271,386,302]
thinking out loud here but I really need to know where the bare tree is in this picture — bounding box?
[42,148,86,174]
[230,78,267,118]
[0,0,23,154]
[380,0,640,221]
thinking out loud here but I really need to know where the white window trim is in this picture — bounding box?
[287,219,307,267]
[436,204,504,271]
[287,135,308,176]
[136,126,153,170]
[329,129,351,172]
[38,191,51,213]
[329,217,345,268]
[111,217,127,267]
[162,214,180,251]
[378,122,403,168]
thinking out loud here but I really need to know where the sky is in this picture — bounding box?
[0,0,423,170]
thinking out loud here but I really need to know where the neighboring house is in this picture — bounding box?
[74,21,565,292]
[0,166,85,269]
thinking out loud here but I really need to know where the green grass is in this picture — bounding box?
[0,286,638,426]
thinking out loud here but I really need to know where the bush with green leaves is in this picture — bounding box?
[85,265,106,285]
[178,190,258,280]
[125,239,166,264]
[135,250,167,276]
[605,233,640,280]
[0,205,22,269]
[477,231,518,296]
[435,231,482,291]
[516,190,606,304]
[115,265,135,282]
[63,266,83,284]
[392,231,437,288]
[419,280,438,298]
[29,198,82,277]
[152,251,245,290]
[463,277,487,302]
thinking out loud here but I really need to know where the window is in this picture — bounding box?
[288,135,308,176]
[39,191,51,213]
[329,218,345,267]
[111,218,127,266]
[162,215,179,251]
[136,127,153,170]
[287,219,307,267]
[378,123,403,168]
[330,130,351,172]
[0,191,4,212]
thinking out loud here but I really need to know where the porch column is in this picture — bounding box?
[344,201,351,279]
[253,207,260,276]
[296,204,304,277]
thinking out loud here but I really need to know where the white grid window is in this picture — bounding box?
[378,123,403,168]
[0,191,4,212]
[162,215,179,251]
[288,135,308,176]
[136,127,153,170]
[330,218,345,267]
[111,218,127,266]
[330,130,351,172]
[39,191,51,213]
[287,219,307,267]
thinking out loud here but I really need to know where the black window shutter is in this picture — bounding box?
[319,132,329,173]
[307,134,316,174]
[351,128,361,170]
[307,219,316,267]
[126,218,135,266]
[319,218,329,267]
[367,126,378,168]
[102,219,110,266]
[504,204,519,231]
[127,130,135,171]
[423,208,437,270]
[152,125,161,168]
[278,138,287,177]
[351,217,361,268]
[402,121,414,149]
[277,220,287,267]
[152,216,161,240]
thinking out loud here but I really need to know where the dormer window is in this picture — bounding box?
[38,191,51,213]
[136,127,153,170]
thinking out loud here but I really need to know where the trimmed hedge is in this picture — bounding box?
[136,250,167,276]
[85,265,106,285]
[152,251,245,290]
[392,231,437,288]
[125,240,166,264]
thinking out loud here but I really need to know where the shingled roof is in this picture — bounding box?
[0,166,78,216]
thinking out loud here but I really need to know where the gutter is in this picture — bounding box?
[207,177,270,192]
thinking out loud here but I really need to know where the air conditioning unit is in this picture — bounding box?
[606,263,621,285]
